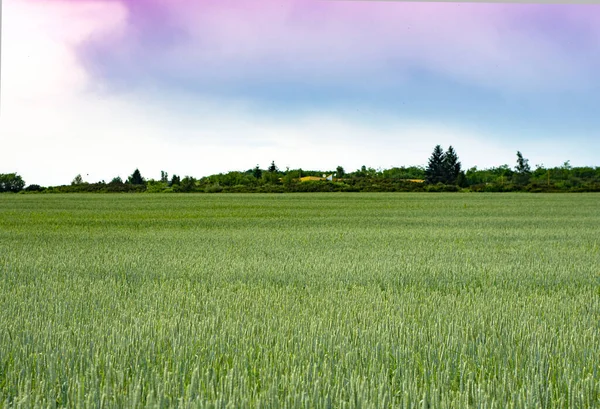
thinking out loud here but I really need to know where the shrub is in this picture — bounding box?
[205,183,224,193]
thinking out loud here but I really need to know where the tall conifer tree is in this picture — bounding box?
[443,146,461,184]
[425,145,446,184]
[128,169,144,185]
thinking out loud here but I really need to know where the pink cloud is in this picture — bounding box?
[25,0,600,94]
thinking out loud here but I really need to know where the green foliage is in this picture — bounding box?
[207,171,258,187]
[127,169,145,185]
[456,170,467,188]
[43,182,145,193]
[515,151,531,174]
[145,180,169,193]
[252,165,263,179]
[352,165,367,178]
[24,184,44,192]
[425,145,446,184]
[71,174,84,185]
[514,151,532,185]
[178,176,198,192]
[204,183,224,193]
[0,173,25,193]
[381,166,425,180]
[351,165,379,179]
[282,173,295,187]
[262,171,281,185]
[442,145,461,184]
[465,165,514,187]
[6,148,600,195]
[170,174,181,186]
[268,161,278,173]
[425,145,462,185]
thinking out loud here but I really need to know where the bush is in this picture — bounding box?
[24,184,44,192]
[205,183,224,193]
[146,181,169,193]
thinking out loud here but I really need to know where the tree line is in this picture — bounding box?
[2,147,600,194]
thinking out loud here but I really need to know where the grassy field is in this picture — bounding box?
[0,193,599,408]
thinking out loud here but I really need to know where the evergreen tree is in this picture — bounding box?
[252,165,262,179]
[170,174,181,186]
[268,161,278,173]
[425,145,446,184]
[443,145,462,184]
[128,169,144,185]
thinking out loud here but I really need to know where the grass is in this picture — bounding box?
[0,193,599,408]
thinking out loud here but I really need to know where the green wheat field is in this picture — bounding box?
[1,193,599,408]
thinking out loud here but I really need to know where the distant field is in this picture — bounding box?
[1,193,599,408]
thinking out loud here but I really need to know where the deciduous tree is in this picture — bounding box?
[0,173,25,192]
[72,174,84,185]
[514,151,531,185]
[515,151,531,174]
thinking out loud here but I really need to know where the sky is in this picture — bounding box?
[1,0,600,186]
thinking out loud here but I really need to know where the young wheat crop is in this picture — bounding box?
[0,193,598,408]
